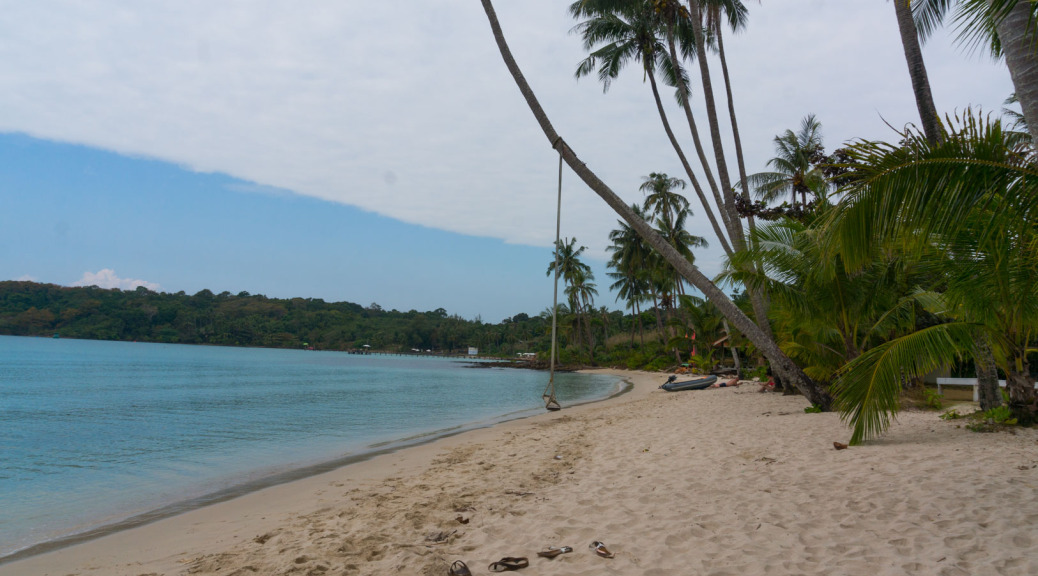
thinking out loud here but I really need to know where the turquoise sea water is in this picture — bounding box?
[0,335,622,559]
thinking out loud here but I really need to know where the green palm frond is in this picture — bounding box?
[911,0,1035,58]
[829,112,1038,271]
[832,322,980,445]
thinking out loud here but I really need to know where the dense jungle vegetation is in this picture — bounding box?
[0,280,746,373]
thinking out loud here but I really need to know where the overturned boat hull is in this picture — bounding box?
[661,375,717,392]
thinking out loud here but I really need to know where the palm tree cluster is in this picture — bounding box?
[726,109,1037,443]
[605,173,706,357]
[546,238,600,362]
[480,0,1038,441]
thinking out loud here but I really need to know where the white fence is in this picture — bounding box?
[934,377,1035,402]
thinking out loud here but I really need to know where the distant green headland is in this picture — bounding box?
[0,281,718,371]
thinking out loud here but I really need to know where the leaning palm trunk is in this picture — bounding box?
[664,11,773,335]
[662,22,735,240]
[894,0,943,144]
[992,0,1038,146]
[646,54,733,255]
[479,0,832,409]
[716,27,751,204]
[714,24,774,338]
[687,1,742,247]
[684,2,773,338]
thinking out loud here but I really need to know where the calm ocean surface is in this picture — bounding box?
[0,335,622,559]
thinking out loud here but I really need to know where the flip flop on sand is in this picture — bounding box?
[448,560,472,576]
[590,541,614,558]
[537,546,573,559]
[488,557,529,571]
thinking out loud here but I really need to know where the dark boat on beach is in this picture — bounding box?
[660,375,717,392]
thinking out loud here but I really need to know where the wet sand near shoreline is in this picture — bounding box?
[3,369,1037,576]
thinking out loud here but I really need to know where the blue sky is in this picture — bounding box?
[0,1,1016,321]
[0,134,579,321]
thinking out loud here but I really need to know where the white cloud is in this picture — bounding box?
[16,274,38,282]
[0,1,1015,270]
[72,269,160,292]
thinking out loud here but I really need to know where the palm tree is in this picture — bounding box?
[607,204,654,344]
[641,172,689,230]
[702,0,754,199]
[661,207,709,260]
[993,1,1038,145]
[686,0,739,235]
[894,0,943,144]
[748,114,829,210]
[546,237,592,286]
[548,237,597,361]
[571,0,779,339]
[638,176,709,350]
[912,0,1038,146]
[724,219,920,387]
[828,112,1038,441]
[565,267,599,359]
[570,1,733,255]
[667,294,725,370]
[480,0,833,409]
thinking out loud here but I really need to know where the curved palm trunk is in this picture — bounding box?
[665,13,775,337]
[686,2,773,338]
[717,28,751,202]
[647,62,734,255]
[687,2,743,248]
[479,0,832,409]
[663,22,735,239]
[894,0,943,145]
[716,27,773,337]
[992,0,1038,146]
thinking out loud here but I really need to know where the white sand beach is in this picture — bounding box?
[3,369,1037,576]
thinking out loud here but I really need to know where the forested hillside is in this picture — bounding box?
[0,281,556,355]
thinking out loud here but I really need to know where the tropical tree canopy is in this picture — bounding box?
[827,111,1038,441]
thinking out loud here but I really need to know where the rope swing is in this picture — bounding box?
[542,150,564,411]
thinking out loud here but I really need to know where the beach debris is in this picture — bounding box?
[833,442,849,450]
[426,529,457,543]
[253,530,280,545]
[456,515,470,524]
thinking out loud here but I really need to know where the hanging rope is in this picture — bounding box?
[543,151,563,411]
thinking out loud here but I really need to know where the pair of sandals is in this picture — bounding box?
[449,543,612,574]
[449,557,528,575]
